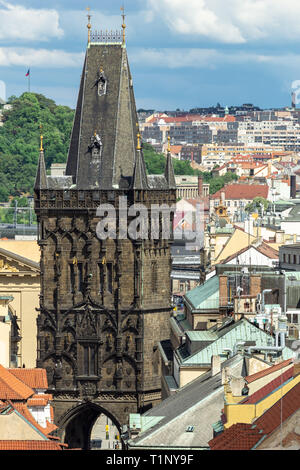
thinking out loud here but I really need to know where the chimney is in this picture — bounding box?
[198,175,203,197]
[250,274,261,297]
[219,275,228,308]
[211,355,221,376]
[275,230,284,244]
[220,190,225,206]
[290,175,296,199]
[230,377,248,397]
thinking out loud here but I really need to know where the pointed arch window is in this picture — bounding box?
[82,343,97,376]
[151,261,158,293]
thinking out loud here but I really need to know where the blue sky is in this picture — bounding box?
[1,0,300,110]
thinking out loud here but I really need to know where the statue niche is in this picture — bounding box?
[88,132,102,160]
[92,68,107,97]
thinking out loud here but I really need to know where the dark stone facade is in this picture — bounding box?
[34,36,176,448]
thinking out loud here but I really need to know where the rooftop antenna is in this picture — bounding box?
[86,6,92,44]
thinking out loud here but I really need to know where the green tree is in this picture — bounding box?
[245,197,269,215]
[0,92,74,201]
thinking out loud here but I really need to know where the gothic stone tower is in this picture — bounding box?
[34,27,176,441]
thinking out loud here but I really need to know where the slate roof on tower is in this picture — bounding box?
[35,23,175,193]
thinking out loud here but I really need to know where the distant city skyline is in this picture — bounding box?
[0,0,300,110]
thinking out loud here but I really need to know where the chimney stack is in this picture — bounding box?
[290,175,296,199]
[220,190,226,206]
[211,355,221,376]
[198,175,203,197]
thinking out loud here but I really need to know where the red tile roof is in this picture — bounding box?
[241,367,294,404]
[245,359,293,384]
[148,114,236,124]
[0,366,63,449]
[27,396,50,407]
[209,423,262,450]
[255,381,300,435]
[256,242,279,259]
[9,368,48,390]
[170,145,182,154]
[209,379,300,450]
[211,183,269,200]
[220,241,279,265]
[0,440,67,450]
[12,402,56,436]
[0,365,33,400]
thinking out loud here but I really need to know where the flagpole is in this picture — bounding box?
[28,69,30,93]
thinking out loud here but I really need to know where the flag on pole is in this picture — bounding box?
[25,69,30,92]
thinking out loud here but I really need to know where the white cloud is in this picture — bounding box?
[129,47,220,69]
[0,80,5,101]
[148,0,300,44]
[0,47,84,68]
[129,47,300,70]
[0,1,63,41]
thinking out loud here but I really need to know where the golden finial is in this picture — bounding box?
[39,124,43,152]
[121,5,126,46]
[136,123,141,150]
[167,134,171,153]
[86,6,91,43]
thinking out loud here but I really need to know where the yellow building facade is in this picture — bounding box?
[0,242,40,368]
[224,366,300,429]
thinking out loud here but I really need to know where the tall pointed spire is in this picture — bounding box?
[164,135,176,189]
[132,127,148,189]
[65,20,140,190]
[34,126,48,190]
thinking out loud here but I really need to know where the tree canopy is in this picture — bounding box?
[0,95,238,201]
[0,92,74,201]
[245,197,270,215]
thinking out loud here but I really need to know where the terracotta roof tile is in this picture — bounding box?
[255,381,300,435]
[241,367,294,404]
[170,145,182,154]
[9,368,48,390]
[256,242,279,259]
[0,365,33,400]
[44,421,59,435]
[0,440,66,450]
[220,241,279,265]
[245,359,293,384]
[13,402,58,437]
[211,183,269,200]
[148,114,235,124]
[27,397,48,407]
[209,380,300,450]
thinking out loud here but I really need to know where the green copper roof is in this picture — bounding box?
[129,414,164,433]
[274,200,295,206]
[176,318,294,365]
[185,275,219,311]
[186,331,218,342]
